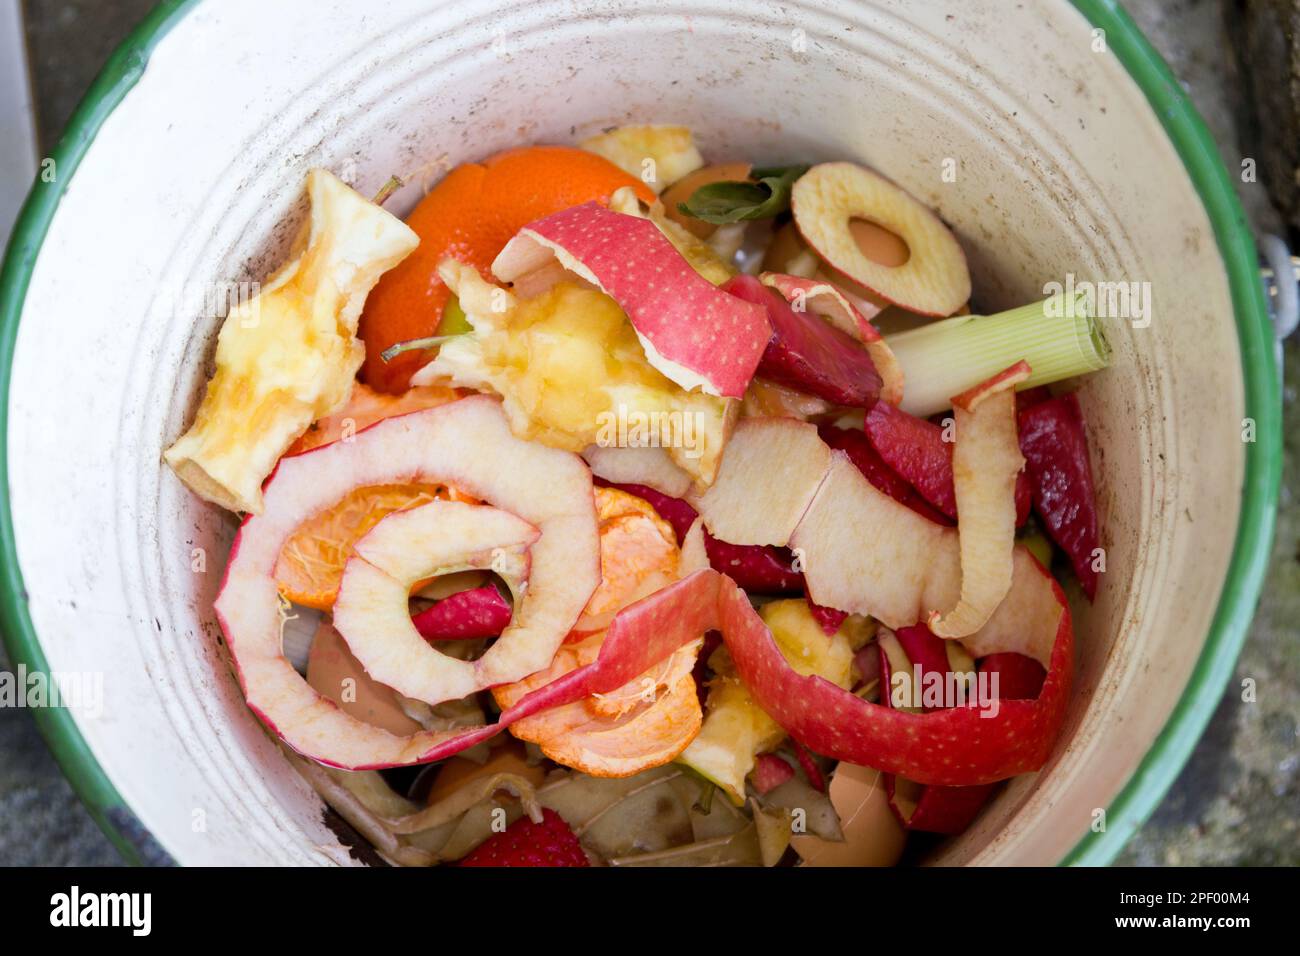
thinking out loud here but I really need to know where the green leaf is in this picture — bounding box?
[676,164,809,225]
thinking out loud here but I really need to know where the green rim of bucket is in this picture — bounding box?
[1059,0,1281,865]
[0,0,1281,866]
[0,0,203,865]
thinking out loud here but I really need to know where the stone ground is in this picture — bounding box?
[0,0,1296,865]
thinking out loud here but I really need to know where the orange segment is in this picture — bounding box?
[274,483,450,610]
[497,633,702,778]
[287,383,460,455]
[493,487,702,777]
[570,486,681,635]
[359,146,657,393]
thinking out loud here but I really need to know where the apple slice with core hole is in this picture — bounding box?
[214,397,600,768]
[927,362,1030,639]
[491,202,770,398]
[333,499,538,703]
[792,162,970,317]
[759,271,905,406]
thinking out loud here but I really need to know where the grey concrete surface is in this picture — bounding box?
[0,0,1295,866]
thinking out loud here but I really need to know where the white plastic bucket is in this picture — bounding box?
[0,0,1279,864]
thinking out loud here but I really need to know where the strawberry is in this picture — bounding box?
[751,753,796,795]
[459,809,590,867]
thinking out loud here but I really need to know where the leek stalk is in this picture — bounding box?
[882,294,1110,417]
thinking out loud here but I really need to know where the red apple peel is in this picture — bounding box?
[716,566,1073,786]
[752,754,796,795]
[760,271,905,405]
[412,585,513,642]
[885,776,995,834]
[1018,393,1102,600]
[498,570,721,724]
[722,274,883,408]
[978,652,1047,700]
[863,401,1031,525]
[492,202,770,398]
[820,423,951,525]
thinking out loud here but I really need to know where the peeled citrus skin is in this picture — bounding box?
[359,146,657,393]
[491,487,701,777]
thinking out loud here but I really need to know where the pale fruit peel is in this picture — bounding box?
[693,417,831,547]
[701,411,1058,648]
[928,362,1030,639]
[581,444,694,499]
[792,162,970,317]
[166,169,419,513]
